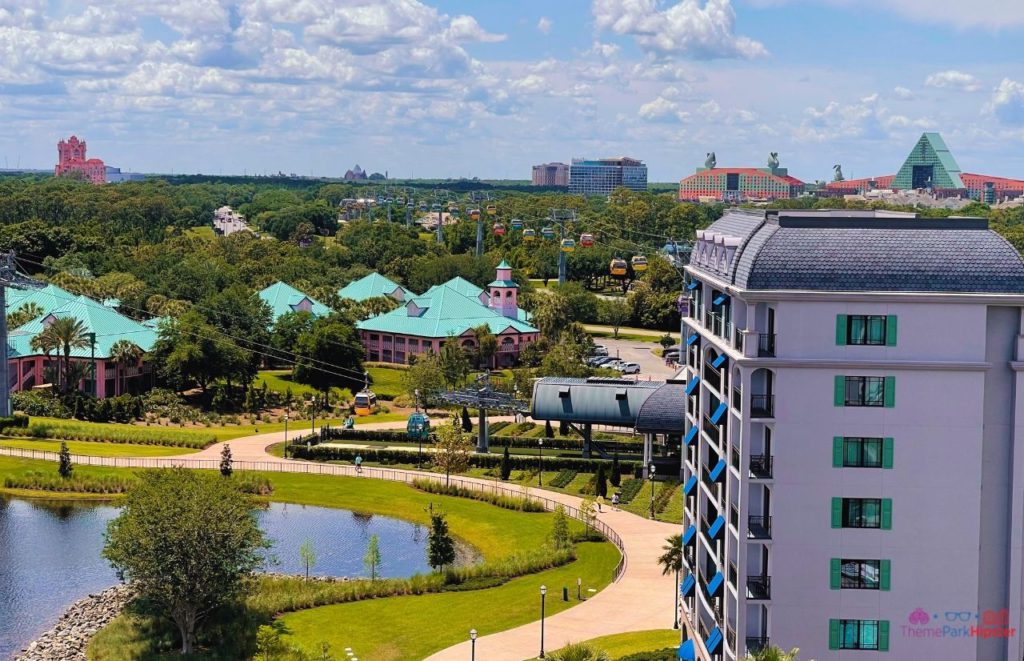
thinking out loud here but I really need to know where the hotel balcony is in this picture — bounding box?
[749,394,775,418]
[748,515,772,540]
[758,333,776,357]
[749,454,773,479]
[746,575,771,600]
[746,637,770,655]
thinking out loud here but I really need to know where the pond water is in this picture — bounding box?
[0,497,435,659]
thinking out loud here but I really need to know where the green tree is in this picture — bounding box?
[597,298,630,338]
[610,454,621,488]
[461,406,472,432]
[58,441,73,479]
[548,505,572,550]
[471,324,497,369]
[103,469,268,654]
[8,301,43,328]
[500,444,512,481]
[220,444,233,477]
[151,310,250,393]
[364,533,382,580]
[438,336,470,388]
[271,310,316,360]
[659,333,675,350]
[30,316,91,394]
[595,465,608,499]
[292,318,364,392]
[255,625,285,661]
[299,538,316,580]
[110,339,143,397]
[402,352,444,408]
[427,511,456,571]
[433,421,473,486]
[657,534,682,576]
[752,647,803,661]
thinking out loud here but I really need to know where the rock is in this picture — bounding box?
[16,584,134,661]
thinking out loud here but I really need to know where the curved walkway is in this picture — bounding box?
[0,421,683,661]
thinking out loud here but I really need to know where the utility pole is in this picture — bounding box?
[0,251,45,416]
[548,208,576,286]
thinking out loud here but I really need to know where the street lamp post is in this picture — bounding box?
[649,463,657,519]
[538,438,544,487]
[284,413,289,458]
[539,585,547,658]
[469,629,477,661]
[577,577,582,601]
[673,567,680,629]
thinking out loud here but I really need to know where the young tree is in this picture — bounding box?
[659,333,675,350]
[548,505,572,550]
[427,511,456,571]
[438,336,470,388]
[58,441,73,479]
[255,625,285,661]
[460,406,472,432]
[657,534,682,576]
[402,352,444,408]
[579,496,597,540]
[472,324,497,369]
[610,454,621,488]
[545,420,554,438]
[110,339,143,397]
[752,647,803,661]
[598,298,630,339]
[220,444,233,477]
[103,469,268,654]
[299,538,316,580]
[595,465,608,499]
[364,534,382,580]
[30,316,90,394]
[500,444,512,481]
[433,421,473,486]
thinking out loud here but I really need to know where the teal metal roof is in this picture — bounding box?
[356,284,537,338]
[487,279,519,288]
[258,281,332,322]
[496,260,512,269]
[531,377,664,426]
[9,295,158,359]
[5,284,80,322]
[338,272,414,302]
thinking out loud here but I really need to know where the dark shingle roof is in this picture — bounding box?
[693,210,1024,294]
[635,383,687,433]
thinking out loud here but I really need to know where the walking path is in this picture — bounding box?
[1,419,690,661]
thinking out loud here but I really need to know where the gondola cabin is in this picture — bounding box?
[610,258,628,276]
[631,255,649,272]
[541,225,555,239]
[579,233,595,247]
[523,228,537,242]
[486,204,497,216]
[431,203,442,212]
[354,389,378,416]
[406,412,431,440]
[493,222,506,236]
[560,238,576,252]
[510,218,524,230]
[470,209,481,221]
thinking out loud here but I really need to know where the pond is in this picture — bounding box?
[0,497,439,659]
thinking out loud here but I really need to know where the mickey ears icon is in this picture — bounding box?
[909,608,930,625]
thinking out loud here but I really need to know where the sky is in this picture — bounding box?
[1,0,1023,182]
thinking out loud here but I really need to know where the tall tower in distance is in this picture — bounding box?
[55,135,106,184]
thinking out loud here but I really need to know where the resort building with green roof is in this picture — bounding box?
[257,281,332,322]
[338,272,414,303]
[356,262,539,367]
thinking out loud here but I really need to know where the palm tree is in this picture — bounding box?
[548,642,609,661]
[752,646,802,661]
[30,317,90,394]
[110,340,143,396]
[8,301,44,328]
[658,534,684,629]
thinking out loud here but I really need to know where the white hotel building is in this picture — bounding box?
[678,209,1024,661]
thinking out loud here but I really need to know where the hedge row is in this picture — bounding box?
[290,445,639,474]
[3,420,216,449]
[0,414,30,431]
[617,649,678,661]
[3,471,133,494]
[411,478,546,512]
[549,469,577,489]
[653,480,679,514]
[617,477,644,504]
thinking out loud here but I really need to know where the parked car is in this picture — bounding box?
[662,350,680,362]
[587,356,613,367]
[589,345,609,356]
[617,362,641,374]
[602,359,625,370]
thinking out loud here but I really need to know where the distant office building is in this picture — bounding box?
[569,157,647,196]
[531,162,569,186]
[826,132,1024,202]
[55,135,106,184]
[679,153,804,202]
[105,166,145,183]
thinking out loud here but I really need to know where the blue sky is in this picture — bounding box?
[1,0,1022,182]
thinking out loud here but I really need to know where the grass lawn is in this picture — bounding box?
[278,541,619,661]
[366,365,407,400]
[0,438,198,457]
[254,370,353,401]
[588,330,663,344]
[529,629,680,660]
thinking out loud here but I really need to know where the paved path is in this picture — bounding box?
[1,419,688,661]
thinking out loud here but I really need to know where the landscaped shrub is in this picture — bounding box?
[617,477,644,504]
[411,478,545,512]
[11,391,69,418]
[549,469,577,488]
[616,649,677,661]
[652,480,679,514]
[488,421,509,434]
[11,419,216,448]
[3,471,134,494]
[234,473,274,495]
[0,414,30,431]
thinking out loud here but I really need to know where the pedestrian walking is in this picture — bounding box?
[611,492,620,510]
[596,495,605,513]
[354,455,363,474]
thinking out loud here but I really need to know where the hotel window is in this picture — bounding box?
[829,619,886,651]
[833,559,889,590]
[843,376,885,407]
[836,314,897,345]
[842,438,883,467]
[833,497,892,529]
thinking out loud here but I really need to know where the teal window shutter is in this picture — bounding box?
[833,437,844,467]
[834,375,846,406]
[830,558,841,589]
[880,559,891,591]
[879,621,890,651]
[881,498,893,529]
[882,438,894,469]
[883,376,895,408]
[831,497,843,528]
[885,315,898,346]
[828,619,841,650]
[836,315,848,345]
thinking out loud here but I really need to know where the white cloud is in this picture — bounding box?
[745,0,1024,29]
[537,16,552,34]
[638,91,689,123]
[893,86,914,100]
[924,70,982,92]
[987,78,1024,125]
[447,15,506,43]
[592,0,767,60]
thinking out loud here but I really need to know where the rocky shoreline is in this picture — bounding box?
[16,584,134,661]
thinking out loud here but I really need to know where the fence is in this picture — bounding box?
[0,446,627,582]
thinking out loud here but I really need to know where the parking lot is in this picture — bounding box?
[591,337,679,379]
